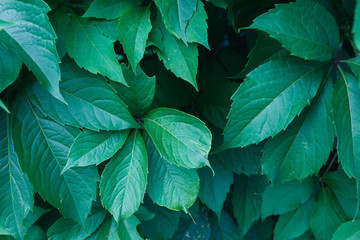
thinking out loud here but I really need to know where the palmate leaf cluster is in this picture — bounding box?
[1,0,360,239]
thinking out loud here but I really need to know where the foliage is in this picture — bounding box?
[1,0,360,239]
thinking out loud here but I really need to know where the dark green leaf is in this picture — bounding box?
[0,43,21,93]
[83,0,142,20]
[49,9,70,60]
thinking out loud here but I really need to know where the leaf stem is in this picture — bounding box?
[323,152,338,176]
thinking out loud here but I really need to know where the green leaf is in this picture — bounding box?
[63,129,130,172]
[12,90,98,227]
[118,216,142,240]
[232,175,267,236]
[261,78,334,183]
[154,0,197,42]
[150,17,199,90]
[49,8,70,60]
[145,134,199,212]
[274,196,315,240]
[261,178,315,219]
[117,6,152,71]
[83,0,142,20]
[244,218,274,240]
[24,207,49,230]
[24,225,46,240]
[100,130,147,222]
[210,210,241,240]
[94,20,118,41]
[353,0,360,50]
[198,156,233,219]
[0,43,21,93]
[66,15,126,85]
[0,100,9,114]
[310,187,347,240]
[111,65,155,116]
[47,209,107,240]
[324,171,357,200]
[332,70,360,179]
[185,1,209,49]
[0,110,33,240]
[221,57,325,150]
[332,220,360,240]
[343,57,360,85]
[143,108,211,169]
[28,63,138,131]
[90,218,119,240]
[0,0,63,101]
[0,19,13,30]
[246,0,339,61]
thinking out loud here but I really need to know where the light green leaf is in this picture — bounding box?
[83,0,142,20]
[198,156,233,219]
[221,57,325,150]
[143,108,211,169]
[332,70,360,179]
[145,134,199,212]
[185,1,209,49]
[0,110,33,240]
[0,0,63,101]
[353,0,360,50]
[311,188,347,240]
[49,8,70,60]
[232,175,267,236]
[274,196,315,240]
[0,19,13,30]
[100,130,147,222]
[332,220,360,240]
[246,0,339,61]
[0,43,21,93]
[12,91,98,227]
[63,129,130,172]
[154,0,197,42]
[261,178,315,219]
[0,100,9,113]
[261,78,334,183]
[117,6,152,71]
[66,15,126,85]
[47,209,107,240]
[111,64,155,116]
[118,216,142,240]
[28,63,138,131]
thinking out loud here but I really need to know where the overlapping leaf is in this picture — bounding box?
[83,0,142,20]
[0,43,21,93]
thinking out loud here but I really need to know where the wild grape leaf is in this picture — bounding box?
[47,209,107,240]
[198,156,233,219]
[63,129,130,172]
[261,79,334,183]
[100,130,147,222]
[310,188,347,240]
[12,91,98,227]
[353,0,360,50]
[111,64,155,116]
[245,0,339,61]
[118,216,143,240]
[274,196,315,240]
[232,175,267,236]
[89,218,119,240]
[154,0,197,42]
[221,57,325,150]
[261,178,315,219]
[185,1,209,49]
[0,0,63,101]
[332,220,360,240]
[94,20,118,41]
[210,210,241,240]
[66,14,126,85]
[0,43,21,93]
[49,8,70,60]
[332,70,360,179]
[117,6,152,71]
[0,110,33,240]
[343,56,360,85]
[28,63,138,131]
[143,108,211,169]
[83,0,142,20]
[145,135,199,212]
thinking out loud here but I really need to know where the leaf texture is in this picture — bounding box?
[0,43,21,93]
[83,0,142,20]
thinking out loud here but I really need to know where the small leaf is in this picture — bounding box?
[143,108,211,169]
[83,0,142,20]
[185,1,209,49]
[63,129,130,172]
[100,130,148,222]
[332,220,360,240]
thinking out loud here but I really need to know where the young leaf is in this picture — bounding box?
[221,57,325,150]
[63,129,130,172]
[117,6,152,71]
[28,63,139,131]
[12,91,98,227]
[232,175,267,236]
[185,1,209,49]
[111,65,156,116]
[100,130,148,222]
[245,0,339,61]
[143,108,212,169]
[154,0,197,42]
[0,43,21,93]
[332,70,360,179]
[261,78,334,183]
[198,156,233,219]
[66,14,126,85]
[83,0,142,20]
[0,110,33,240]
[261,178,315,219]
[0,0,63,101]
[145,135,200,213]
[332,220,360,240]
